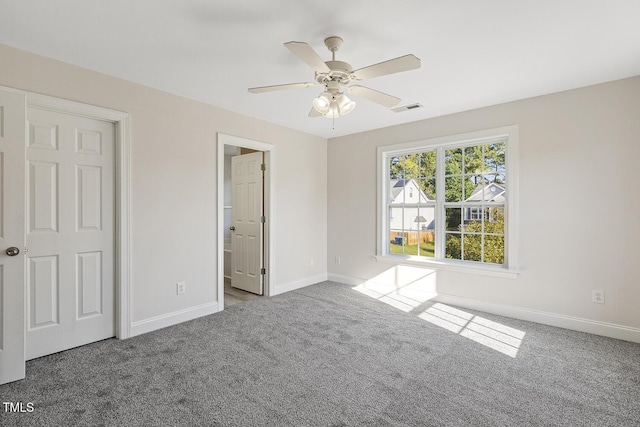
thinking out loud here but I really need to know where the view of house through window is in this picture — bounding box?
[443,142,506,264]
[389,151,437,258]
[386,138,507,266]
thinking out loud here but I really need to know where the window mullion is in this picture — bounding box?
[481,208,485,262]
[435,147,445,260]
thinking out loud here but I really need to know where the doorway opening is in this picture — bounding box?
[217,134,274,310]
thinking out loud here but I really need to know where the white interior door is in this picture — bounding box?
[25,107,115,360]
[231,152,263,295]
[0,89,27,384]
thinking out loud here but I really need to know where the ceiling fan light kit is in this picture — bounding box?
[312,91,332,113]
[336,93,356,115]
[248,36,420,120]
[314,91,355,118]
[316,92,356,118]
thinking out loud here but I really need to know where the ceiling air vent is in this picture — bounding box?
[392,103,423,113]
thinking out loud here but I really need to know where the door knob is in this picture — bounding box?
[229,226,236,231]
[6,247,20,257]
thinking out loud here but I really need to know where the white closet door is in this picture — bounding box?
[0,89,26,384]
[25,107,115,360]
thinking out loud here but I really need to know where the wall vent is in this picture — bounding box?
[391,103,423,113]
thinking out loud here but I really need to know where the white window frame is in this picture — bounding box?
[376,126,519,279]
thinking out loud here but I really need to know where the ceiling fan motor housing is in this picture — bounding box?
[317,36,354,86]
[316,61,354,85]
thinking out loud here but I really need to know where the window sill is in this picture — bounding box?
[374,255,519,279]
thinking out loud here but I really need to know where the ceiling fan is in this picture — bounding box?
[248,36,421,119]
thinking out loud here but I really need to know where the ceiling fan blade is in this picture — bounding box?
[353,54,421,80]
[348,85,401,108]
[248,82,318,93]
[284,41,331,73]
[308,107,322,118]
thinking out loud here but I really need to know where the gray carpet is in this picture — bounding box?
[1,281,639,426]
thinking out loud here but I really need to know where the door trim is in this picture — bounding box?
[217,133,275,308]
[1,85,133,340]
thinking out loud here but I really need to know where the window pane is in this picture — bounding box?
[418,179,436,201]
[415,207,435,258]
[403,154,420,179]
[461,210,483,233]
[386,156,398,179]
[389,231,407,254]
[389,206,403,234]
[420,207,435,230]
[445,234,461,260]
[405,180,419,203]
[464,145,483,176]
[464,176,484,201]
[484,235,505,264]
[485,207,504,235]
[464,144,484,202]
[445,176,463,202]
[389,155,419,180]
[445,207,462,231]
[484,142,506,184]
[463,234,482,262]
[419,151,437,178]
[387,156,400,179]
[389,201,409,255]
[389,180,402,204]
[478,182,504,202]
[427,177,437,200]
[445,148,462,175]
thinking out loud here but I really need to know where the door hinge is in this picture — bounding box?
[260,268,266,275]
[260,215,266,223]
[260,163,266,171]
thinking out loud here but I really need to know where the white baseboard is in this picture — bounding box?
[328,273,365,287]
[434,293,640,343]
[328,273,640,344]
[272,273,328,296]
[129,301,221,338]
[129,273,329,337]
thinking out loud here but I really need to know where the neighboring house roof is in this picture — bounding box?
[390,179,409,200]
[466,183,506,203]
[390,179,434,203]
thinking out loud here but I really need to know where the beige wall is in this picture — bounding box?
[328,76,640,336]
[3,40,638,341]
[0,43,327,326]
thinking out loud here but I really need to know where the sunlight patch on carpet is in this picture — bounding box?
[419,303,524,358]
[351,266,524,358]
[351,266,437,312]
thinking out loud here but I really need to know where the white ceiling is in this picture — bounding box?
[1,0,639,138]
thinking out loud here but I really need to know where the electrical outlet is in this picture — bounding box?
[309,258,314,266]
[335,256,341,265]
[592,289,604,304]
[177,282,186,295]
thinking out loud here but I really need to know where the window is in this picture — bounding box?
[378,126,517,273]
